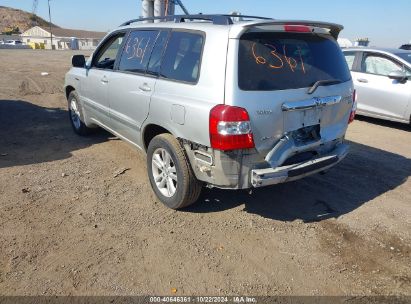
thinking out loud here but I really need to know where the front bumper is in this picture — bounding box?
[250,143,349,188]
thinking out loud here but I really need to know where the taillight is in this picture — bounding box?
[349,89,357,124]
[284,24,311,33]
[209,105,255,151]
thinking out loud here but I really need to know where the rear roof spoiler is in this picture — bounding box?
[230,20,344,40]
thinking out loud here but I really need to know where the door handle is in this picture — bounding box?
[101,76,109,84]
[139,83,152,92]
[357,78,369,83]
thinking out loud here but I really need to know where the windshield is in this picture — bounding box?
[395,52,411,65]
[238,32,351,91]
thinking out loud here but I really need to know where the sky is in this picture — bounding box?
[1,0,410,47]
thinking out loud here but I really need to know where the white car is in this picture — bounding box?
[343,48,411,124]
[4,40,23,45]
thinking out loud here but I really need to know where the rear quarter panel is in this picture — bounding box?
[142,28,230,147]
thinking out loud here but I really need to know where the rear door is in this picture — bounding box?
[227,30,353,155]
[354,52,411,120]
[108,30,168,146]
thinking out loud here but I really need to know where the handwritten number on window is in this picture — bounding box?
[251,43,306,74]
[125,36,151,63]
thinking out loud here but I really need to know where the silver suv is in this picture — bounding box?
[65,15,355,209]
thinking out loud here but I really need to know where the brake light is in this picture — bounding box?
[284,25,311,33]
[209,105,255,151]
[349,89,357,124]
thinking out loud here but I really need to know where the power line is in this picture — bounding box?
[32,0,39,15]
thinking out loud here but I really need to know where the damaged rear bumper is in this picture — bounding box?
[251,143,349,187]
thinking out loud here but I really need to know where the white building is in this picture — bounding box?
[337,38,353,48]
[20,26,106,50]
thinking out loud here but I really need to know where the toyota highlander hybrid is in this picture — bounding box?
[65,15,356,209]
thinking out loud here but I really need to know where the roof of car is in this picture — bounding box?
[114,15,344,39]
[343,47,411,54]
[118,20,232,32]
[343,47,411,67]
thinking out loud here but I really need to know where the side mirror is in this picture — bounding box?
[72,55,86,68]
[388,71,407,83]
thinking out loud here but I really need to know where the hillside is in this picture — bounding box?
[0,6,59,34]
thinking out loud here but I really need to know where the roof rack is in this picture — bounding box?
[120,14,273,27]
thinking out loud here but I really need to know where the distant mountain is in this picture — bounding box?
[0,6,59,34]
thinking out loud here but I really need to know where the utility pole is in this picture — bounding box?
[48,0,53,49]
[174,0,189,15]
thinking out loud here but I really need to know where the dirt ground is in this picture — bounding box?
[0,50,410,296]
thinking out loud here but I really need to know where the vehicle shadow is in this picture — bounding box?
[186,141,411,222]
[356,115,411,132]
[0,99,109,169]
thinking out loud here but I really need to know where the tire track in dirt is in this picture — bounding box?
[318,220,411,295]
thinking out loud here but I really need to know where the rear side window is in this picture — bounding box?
[118,30,158,73]
[344,51,356,70]
[160,31,204,83]
[147,31,169,75]
[238,32,351,91]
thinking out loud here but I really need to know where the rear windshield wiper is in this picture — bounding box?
[308,79,342,94]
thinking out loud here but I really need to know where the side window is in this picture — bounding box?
[118,30,158,73]
[362,54,403,76]
[343,51,356,70]
[94,34,125,70]
[147,31,169,75]
[160,31,204,83]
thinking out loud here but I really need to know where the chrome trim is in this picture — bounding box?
[282,96,342,112]
[252,143,349,188]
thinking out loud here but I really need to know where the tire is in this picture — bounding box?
[147,134,202,209]
[67,91,95,136]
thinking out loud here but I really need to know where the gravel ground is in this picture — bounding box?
[0,50,410,296]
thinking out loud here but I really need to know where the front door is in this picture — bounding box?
[81,33,125,127]
[354,52,411,121]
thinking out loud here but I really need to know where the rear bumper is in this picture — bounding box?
[184,139,349,190]
[251,143,349,187]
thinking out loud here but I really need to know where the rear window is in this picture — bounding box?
[238,32,351,91]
